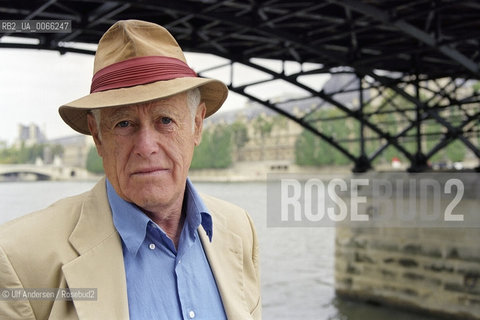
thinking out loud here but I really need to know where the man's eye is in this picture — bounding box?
[116,120,130,128]
[161,117,172,125]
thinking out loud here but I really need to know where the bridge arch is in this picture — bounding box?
[1,0,479,171]
[0,164,89,181]
[0,171,51,181]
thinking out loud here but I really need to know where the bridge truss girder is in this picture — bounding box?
[209,58,480,172]
[1,0,480,172]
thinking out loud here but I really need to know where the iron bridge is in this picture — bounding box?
[1,0,480,172]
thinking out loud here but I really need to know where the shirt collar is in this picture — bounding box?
[184,178,213,242]
[107,178,213,256]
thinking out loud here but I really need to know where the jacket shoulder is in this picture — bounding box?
[0,179,106,247]
[200,193,258,251]
[0,191,88,248]
[200,193,253,227]
[200,193,246,214]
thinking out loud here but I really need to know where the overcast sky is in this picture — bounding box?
[0,46,250,144]
[1,48,91,144]
[0,37,328,145]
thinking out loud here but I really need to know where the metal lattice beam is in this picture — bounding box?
[1,0,480,171]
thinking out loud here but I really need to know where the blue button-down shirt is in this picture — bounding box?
[107,179,227,320]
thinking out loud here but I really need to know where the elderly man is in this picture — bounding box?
[0,20,261,320]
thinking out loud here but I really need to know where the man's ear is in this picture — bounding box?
[87,113,104,157]
[194,102,207,146]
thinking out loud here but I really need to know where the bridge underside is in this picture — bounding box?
[1,0,480,171]
[0,172,51,181]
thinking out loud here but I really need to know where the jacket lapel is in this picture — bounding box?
[62,179,129,319]
[199,205,253,320]
[59,179,253,319]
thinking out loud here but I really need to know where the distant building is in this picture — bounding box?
[12,122,94,168]
[203,73,364,170]
[205,98,313,168]
[49,135,94,168]
[15,123,46,148]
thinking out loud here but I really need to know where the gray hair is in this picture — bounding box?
[186,87,201,123]
[90,88,201,140]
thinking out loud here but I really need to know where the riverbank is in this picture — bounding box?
[189,159,479,182]
[189,161,353,182]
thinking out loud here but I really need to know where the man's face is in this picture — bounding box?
[87,92,205,213]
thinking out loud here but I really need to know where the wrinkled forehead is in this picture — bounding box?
[100,93,189,118]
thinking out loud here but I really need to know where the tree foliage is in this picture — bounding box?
[231,120,249,149]
[295,89,471,168]
[253,116,274,139]
[0,143,63,164]
[472,81,480,93]
[85,146,104,174]
[191,124,235,169]
[295,108,358,166]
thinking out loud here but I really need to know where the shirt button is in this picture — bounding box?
[188,310,195,318]
[149,243,155,250]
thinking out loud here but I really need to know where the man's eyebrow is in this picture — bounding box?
[103,108,134,122]
[151,106,182,118]
[102,102,184,124]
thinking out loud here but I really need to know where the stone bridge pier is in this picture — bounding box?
[335,172,480,319]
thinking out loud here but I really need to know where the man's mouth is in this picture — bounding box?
[131,167,168,176]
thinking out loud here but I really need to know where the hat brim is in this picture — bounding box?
[59,77,228,135]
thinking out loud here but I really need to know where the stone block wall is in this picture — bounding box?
[335,173,480,319]
[335,227,480,319]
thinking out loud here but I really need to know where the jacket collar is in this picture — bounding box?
[60,177,252,319]
[62,178,130,319]
[200,195,254,320]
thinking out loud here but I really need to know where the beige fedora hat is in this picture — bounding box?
[59,19,228,135]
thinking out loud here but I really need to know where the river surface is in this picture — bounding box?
[0,180,441,320]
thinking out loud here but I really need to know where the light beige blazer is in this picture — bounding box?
[0,178,261,319]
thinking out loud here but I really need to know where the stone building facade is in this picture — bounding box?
[48,134,94,168]
[15,123,46,148]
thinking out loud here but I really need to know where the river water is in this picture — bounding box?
[0,180,440,320]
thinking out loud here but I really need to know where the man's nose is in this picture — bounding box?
[133,125,160,157]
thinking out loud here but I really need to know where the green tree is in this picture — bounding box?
[295,129,329,165]
[472,81,480,93]
[230,121,249,150]
[0,143,57,164]
[445,140,465,162]
[191,124,233,169]
[86,146,104,174]
[0,146,17,164]
[211,125,232,168]
[295,108,358,166]
[253,116,274,161]
[191,129,211,169]
[253,116,274,139]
